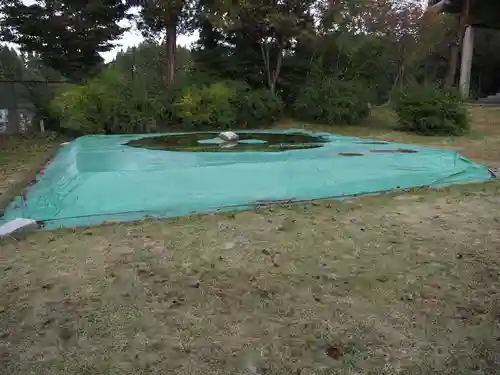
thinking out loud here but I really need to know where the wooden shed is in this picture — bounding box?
[0,81,36,135]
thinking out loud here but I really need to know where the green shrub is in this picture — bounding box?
[293,77,371,125]
[228,83,284,128]
[173,80,283,129]
[52,68,171,134]
[241,88,284,128]
[394,84,469,136]
[53,73,284,133]
[173,81,238,129]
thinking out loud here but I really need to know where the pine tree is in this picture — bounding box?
[0,0,131,81]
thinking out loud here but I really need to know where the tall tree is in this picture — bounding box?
[135,0,195,85]
[205,0,316,96]
[0,46,23,80]
[0,0,131,81]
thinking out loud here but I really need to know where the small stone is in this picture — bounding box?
[223,242,235,250]
[42,317,55,326]
[325,346,342,360]
[191,281,201,288]
[376,276,389,283]
[401,293,414,302]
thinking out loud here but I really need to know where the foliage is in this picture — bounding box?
[0,46,23,79]
[50,39,283,134]
[394,84,469,136]
[0,0,130,81]
[7,0,500,136]
[173,80,283,129]
[293,76,372,125]
[51,68,170,134]
[195,0,316,95]
[133,0,197,85]
[173,81,238,129]
[240,88,284,128]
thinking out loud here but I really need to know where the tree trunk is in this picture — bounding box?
[260,43,273,95]
[386,42,406,105]
[165,22,177,86]
[271,43,284,95]
[260,39,285,96]
[445,42,459,87]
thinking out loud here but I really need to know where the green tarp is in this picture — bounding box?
[1,130,493,229]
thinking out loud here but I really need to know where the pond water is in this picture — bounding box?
[126,132,329,152]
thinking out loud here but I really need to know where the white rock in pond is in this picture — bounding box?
[219,131,239,142]
[0,218,38,237]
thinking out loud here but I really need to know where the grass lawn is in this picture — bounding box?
[1,107,500,374]
[0,135,62,212]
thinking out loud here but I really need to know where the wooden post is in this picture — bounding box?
[459,25,474,98]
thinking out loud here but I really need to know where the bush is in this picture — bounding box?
[173,80,284,129]
[394,84,469,136]
[173,81,239,129]
[51,68,171,134]
[229,83,284,128]
[53,72,284,134]
[293,77,371,125]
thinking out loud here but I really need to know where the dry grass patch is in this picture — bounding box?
[0,135,61,210]
[1,183,500,374]
[1,106,500,374]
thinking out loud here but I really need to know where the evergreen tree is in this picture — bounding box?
[0,0,131,81]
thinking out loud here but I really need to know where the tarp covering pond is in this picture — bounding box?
[1,130,494,229]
